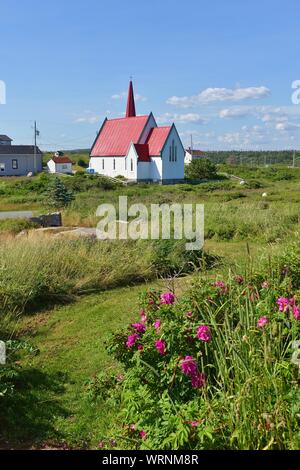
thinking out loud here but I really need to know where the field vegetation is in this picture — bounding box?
[0,160,300,449]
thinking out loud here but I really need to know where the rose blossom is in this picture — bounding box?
[140,309,147,322]
[160,292,175,305]
[180,356,198,376]
[257,316,269,328]
[277,297,290,312]
[293,305,300,320]
[191,372,207,389]
[155,339,166,355]
[154,320,161,330]
[126,333,139,348]
[214,280,226,288]
[132,322,146,334]
[197,325,211,343]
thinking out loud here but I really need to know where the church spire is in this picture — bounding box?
[126,80,136,118]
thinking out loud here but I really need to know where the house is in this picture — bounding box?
[0,135,13,145]
[89,81,185,183]
[0,135,43,176]
[47,152,73,174]
[185,147,206,165]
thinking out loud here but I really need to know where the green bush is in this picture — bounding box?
[105,271,300,449]
[185,159,217,180]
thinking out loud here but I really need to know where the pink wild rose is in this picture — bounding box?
[190,421,199,427]
[139,430,147,439]
[214,280,226,289]
[126,333,139,348]
[257,316,269,328]
[155,339,166,355]
[180,356,198,376]
[293,305,300,320]
[277,297,290,312]
[154,320,161,330]
[191,372,207,389]
[140,309,147,323]
[197,325,212,343]
[132,322,146,334]
[160,292,175,305]
[137,344,144,351]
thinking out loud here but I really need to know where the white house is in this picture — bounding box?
[89,81,185,183]
[47,153,73,174]
[185,147,206,164]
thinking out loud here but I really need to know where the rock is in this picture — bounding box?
[54,228,97,240]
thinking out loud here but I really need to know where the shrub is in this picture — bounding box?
[185,159,217,180]
[105,272,300,449]
[77,159,88,168]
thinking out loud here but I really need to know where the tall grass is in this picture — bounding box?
[0,237,153,314]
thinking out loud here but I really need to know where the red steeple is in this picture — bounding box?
[126,80,136,118]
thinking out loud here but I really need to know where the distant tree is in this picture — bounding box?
[185,158,217,180]
[226,155,238,165]
[46,177,74,208]
[77,158,88,168]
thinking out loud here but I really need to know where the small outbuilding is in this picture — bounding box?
[47,152,73,174]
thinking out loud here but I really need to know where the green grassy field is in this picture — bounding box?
[1,163,300,449]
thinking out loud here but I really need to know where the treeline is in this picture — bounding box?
[205,150,300,166]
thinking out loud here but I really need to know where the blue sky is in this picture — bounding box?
[1,0,300,150]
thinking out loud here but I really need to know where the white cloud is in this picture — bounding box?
[74,111,102,124]
[112,92,127,100]
[112,91,147,102]
[275,121,300,131]
[157,112,207,124]
[75,116,99,124]
[166,86,270,108]
[219,106,253,118]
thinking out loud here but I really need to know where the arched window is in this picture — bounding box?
[102,159,105,170]
[169,146,172,162]
[172,139,175,161]
[175,146,177,162]
[131,159,133,172]
[113,158,116,170]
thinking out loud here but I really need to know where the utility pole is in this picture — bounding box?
[33,121,37,174]
[33,121,40,174]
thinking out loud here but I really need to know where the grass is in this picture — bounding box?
[1,162,300,448]
[0,279,190,448]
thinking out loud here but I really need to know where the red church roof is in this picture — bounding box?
[90,115,150,157]
[146,126,172,156]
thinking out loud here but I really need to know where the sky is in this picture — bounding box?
[1,0,300,151]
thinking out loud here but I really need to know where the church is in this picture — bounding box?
[89,81,185,183]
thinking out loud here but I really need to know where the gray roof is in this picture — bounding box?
[0,145,42,155]
[0,135,12,141]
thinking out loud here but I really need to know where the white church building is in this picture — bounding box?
[89,81,185,183]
